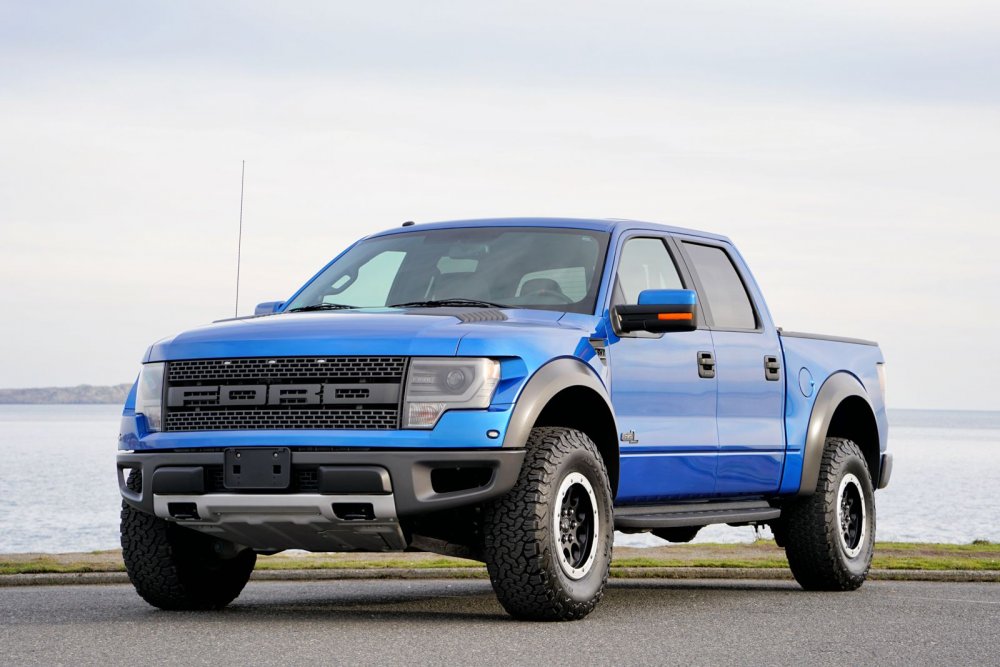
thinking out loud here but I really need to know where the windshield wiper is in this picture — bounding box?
[389,299,510,309]
[286,303,357,313]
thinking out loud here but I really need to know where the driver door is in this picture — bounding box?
[607,235,719,502]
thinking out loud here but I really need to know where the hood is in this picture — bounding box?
[145,308,598,362]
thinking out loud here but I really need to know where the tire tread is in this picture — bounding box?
[783,437,874,591]
[120,471,255,610]
[482,427,612,621]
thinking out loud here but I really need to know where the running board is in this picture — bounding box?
[614,500,780,530]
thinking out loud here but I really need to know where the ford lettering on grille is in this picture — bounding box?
[163,357,406,431]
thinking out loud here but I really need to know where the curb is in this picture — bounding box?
[2,567,997,587]
[1,572,132,587]
[610,567,1000,582]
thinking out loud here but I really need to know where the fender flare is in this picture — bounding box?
[501,358,616,449]
[798,371,875,496]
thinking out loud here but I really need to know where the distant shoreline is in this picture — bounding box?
[0,384,994,414]
[0,384,132,405]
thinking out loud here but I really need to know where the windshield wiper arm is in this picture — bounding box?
[286,303,357,312]
[389,299,510,309]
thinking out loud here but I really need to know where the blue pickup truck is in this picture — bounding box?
[117,218,890,620]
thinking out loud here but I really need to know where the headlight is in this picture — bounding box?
[403,358,500,429]
[135,362,165,433]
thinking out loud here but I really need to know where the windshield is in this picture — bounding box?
[287,227,610,314]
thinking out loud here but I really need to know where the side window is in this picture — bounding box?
[616,237,683,304]
[323,251,406,306]
[682,243,757,330]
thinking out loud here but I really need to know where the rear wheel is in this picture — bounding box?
[121,472,256,610]
[482,427,613,621]
[781,437,875,591]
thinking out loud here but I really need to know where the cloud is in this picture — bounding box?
[3,1,1000,102]
[0,2,998,409]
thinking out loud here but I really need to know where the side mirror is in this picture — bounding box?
[614,289,697,334]
[254,301,285,316]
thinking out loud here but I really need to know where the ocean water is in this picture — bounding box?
[0,405,997,554]
[0,405,125,554]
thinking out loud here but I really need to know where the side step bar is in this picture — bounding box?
[614,500,780,530]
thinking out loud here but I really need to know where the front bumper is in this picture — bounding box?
[117,448,525,552]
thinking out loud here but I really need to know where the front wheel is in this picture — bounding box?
[121,472,256,610]
[781,437,876,591]
[482,427,614,621]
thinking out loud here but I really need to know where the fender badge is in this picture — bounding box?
[620,430,638,444]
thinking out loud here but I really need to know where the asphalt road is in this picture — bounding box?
[1,579,998,666]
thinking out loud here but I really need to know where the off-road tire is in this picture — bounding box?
[482,427,614,621]
[782,437,875,591]
[121,471,256,610]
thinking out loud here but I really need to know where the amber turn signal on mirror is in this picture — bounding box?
[614,289,698,334]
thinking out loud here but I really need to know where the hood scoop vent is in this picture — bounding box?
[404,308,507,323]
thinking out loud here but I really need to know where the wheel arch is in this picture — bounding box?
[798,372,881,496]
[501,358,620,496]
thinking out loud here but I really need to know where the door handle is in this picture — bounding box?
[697,351,716,379]
[764,355,781,381]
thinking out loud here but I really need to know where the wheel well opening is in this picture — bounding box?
[534,386,619,497]
[827,396,880,483]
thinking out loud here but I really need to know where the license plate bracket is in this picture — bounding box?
[224,447,291,489]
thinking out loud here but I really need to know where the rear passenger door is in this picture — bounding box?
[678,239,786,496]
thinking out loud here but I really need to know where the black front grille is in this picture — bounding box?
[165,408,399,431]
[163,356,406,432]
[168,357,406,382]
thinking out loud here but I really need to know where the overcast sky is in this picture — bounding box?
[1,1,998,410]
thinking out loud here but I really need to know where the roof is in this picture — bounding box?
[366,217,729,242]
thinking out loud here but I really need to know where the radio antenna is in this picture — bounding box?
[234,160,245,317]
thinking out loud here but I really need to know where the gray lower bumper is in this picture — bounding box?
[117,448,525,552]
[151,492,407,551]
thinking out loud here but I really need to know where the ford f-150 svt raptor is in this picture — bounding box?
[117,218,890,620]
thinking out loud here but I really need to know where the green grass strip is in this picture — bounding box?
[2,542,997,576]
